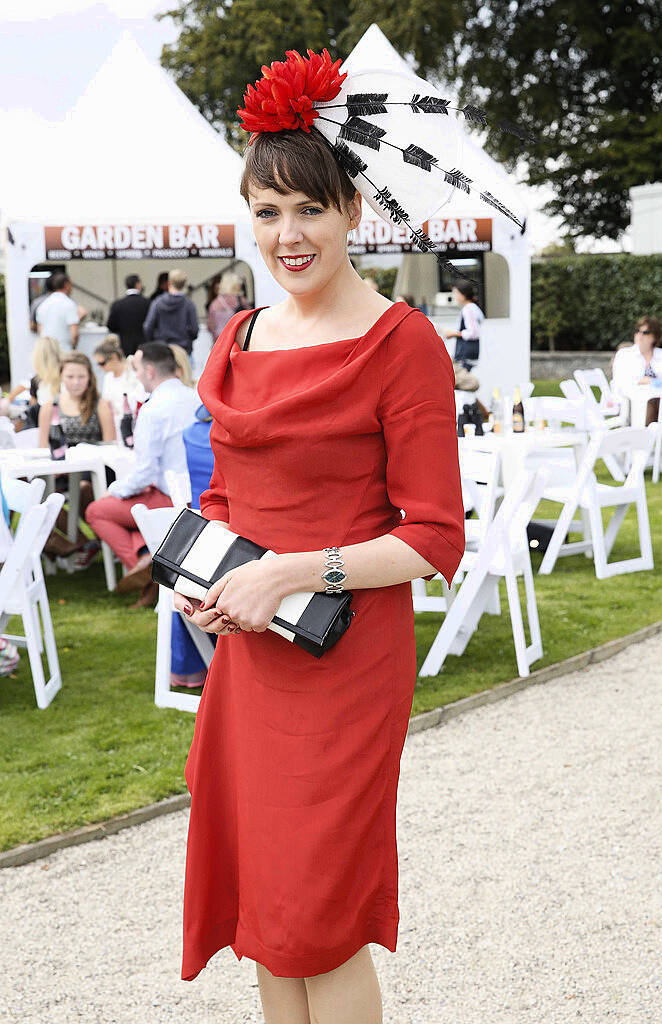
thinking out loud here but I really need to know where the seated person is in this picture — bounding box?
[38,352,115,562]
[5,335,63,431]
[85,342,199,607]
[611,316,662,425]
[93,336,148,436]
[169,343,196,389]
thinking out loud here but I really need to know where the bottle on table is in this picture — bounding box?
[488,387,502,434]
[512,386,525,433]
[48,400,67,460]
[119,393,135,449]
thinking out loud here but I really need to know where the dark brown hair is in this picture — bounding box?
[635,315,661,346]
[453,279,476,301]
[60,352,98,425]
[240,130,357,213]
[140,341,178,376]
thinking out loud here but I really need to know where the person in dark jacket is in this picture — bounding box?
[148,271,169,305]
[107,274,150,356]
[142,269,199,354]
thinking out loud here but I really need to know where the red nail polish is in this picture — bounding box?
[184,604,193,615]
[199,601,206,610]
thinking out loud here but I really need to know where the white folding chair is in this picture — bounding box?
[574,368,627,427]
[560,379,626,482]
[164,469,192,508]
[538,425,655,579]
[0,492,65,708]
[12,428,40,450]
[652,417,662,484]
[0,421,16,449]
[131,502,214,713]
[412,449,502,615]
[418,468,549,679]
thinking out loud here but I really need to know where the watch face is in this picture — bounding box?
[322,569,346,584]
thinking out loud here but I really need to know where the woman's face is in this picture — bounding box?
[248,184,361,297]
[95,352,119,374]
[635,325,654,348]
[61,362,90,397]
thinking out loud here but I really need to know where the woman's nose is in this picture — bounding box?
[278,218,304,245]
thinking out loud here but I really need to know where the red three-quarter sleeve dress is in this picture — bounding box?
[181,301,465,981]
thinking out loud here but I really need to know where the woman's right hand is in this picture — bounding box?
[173,591,241,636]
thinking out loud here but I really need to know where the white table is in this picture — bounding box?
[0,443,136,591]
[458,427,588,488]
[459,426,592,549]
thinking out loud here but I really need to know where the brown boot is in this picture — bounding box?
[116,552,153,593]
[43,530,85,558]
[129,580,159,609]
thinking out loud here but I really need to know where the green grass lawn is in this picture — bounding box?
[1,380,660,851]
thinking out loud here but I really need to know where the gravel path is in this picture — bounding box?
[1,636,660,1024]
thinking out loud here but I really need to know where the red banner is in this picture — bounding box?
[44,224,235,260]
[348,216,492,255]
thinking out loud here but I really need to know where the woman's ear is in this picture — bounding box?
[347,191,362,233]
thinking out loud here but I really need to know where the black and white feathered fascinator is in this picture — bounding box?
[237,49,530,277]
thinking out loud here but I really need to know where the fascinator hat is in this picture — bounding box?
[238,48,529,278]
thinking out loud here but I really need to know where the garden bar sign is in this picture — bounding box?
[348,217,492,255]
[44,224,235,260]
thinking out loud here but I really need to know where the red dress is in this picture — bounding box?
[181,301,464,980]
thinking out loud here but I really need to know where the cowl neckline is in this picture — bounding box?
[197,301,416,447]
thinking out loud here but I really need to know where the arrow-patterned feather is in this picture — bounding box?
[333,141,368,179]
[402,143,438,172]
[462,104,489,128]
[410,94,451,115]
[346,92,388,117]
[338,116,386,151]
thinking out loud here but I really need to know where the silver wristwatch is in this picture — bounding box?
[322,546,347,593]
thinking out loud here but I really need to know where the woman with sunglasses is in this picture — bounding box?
[93,336,148,436]
[612,316,662,424]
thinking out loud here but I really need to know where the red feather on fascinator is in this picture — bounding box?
[238,48,347,142]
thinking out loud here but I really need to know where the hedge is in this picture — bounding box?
[531,253,662,351]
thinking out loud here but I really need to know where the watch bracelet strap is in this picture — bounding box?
[323,545,346,593]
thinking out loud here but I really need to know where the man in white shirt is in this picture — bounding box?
[85,341,199,606]
[35,272,80,350]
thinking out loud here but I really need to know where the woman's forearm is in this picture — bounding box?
[268,534,438,598]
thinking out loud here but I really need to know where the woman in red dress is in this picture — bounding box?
[176,59,465,1024]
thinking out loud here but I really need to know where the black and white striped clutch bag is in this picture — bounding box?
[151,508,355,658]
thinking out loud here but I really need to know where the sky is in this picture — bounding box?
[0,1,627,253]
[0,1,177,120]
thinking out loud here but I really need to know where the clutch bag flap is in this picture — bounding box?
[151,508,354,656]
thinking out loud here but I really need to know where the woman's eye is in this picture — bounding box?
[255,210,276,219]
[303,207,322,215]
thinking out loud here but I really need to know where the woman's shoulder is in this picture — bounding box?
[613,344,636,361]
[387,306,445,348]
[380,307,452,379]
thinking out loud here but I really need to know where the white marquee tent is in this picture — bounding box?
[2,24,530,398]
[0,33,282,384]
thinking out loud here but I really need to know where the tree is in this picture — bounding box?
[159,0,351,149]
[456,0,662,240]
[159,0,662,240]
[337,0,468,81]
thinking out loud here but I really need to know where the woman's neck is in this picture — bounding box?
[637,340,655,359]
[61,390,82,412]
[282,260,366,327]
[112,362,126,378]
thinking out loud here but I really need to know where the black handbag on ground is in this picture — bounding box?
[151,508,355,658]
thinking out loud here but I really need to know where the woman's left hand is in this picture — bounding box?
[199,558,285,633]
